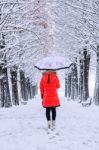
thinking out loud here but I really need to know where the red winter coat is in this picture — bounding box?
[40,72,60,108]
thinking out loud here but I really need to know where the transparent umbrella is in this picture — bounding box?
[34,56,73,71]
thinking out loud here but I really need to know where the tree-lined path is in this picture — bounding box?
[0,1,99,149]
[0,0,99,107]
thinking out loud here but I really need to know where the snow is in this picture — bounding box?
[0,91,99,150]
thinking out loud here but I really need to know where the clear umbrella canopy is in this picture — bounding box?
[34,56,73,71]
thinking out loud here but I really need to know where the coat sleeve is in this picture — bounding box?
[40,77,44,98]
[55,76,60,89]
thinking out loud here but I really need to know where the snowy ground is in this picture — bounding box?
[0,92,99,150]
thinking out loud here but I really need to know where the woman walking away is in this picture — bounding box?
[40,71,60,130]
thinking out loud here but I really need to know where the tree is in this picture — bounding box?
[94,45,99,105]
[10,66,19,105]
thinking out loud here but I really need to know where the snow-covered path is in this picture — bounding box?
[0,94,99,150]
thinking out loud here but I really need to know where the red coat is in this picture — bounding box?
[40,72,60,108]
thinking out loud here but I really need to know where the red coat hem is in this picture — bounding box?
[42,105,60,108]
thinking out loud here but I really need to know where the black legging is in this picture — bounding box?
[46,107,56,121]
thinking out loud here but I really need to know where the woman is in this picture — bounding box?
[40,71,60,129]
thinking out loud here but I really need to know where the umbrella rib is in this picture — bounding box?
[34,63,73,70]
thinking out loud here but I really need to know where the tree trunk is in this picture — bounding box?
[17,69,22,103]
[79,49,90,102]
[2,67,12,107]
[65,74,68,97]
[27,78,32,99]
[20,71,28,101]
[83,49,90,101]
[71,62,78,100]
[94,45,99,105]
[79,56,84,102]
[11,67,19,105]
[67,73,71,98]
[0,64,11,107]
[29,84,33,99]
